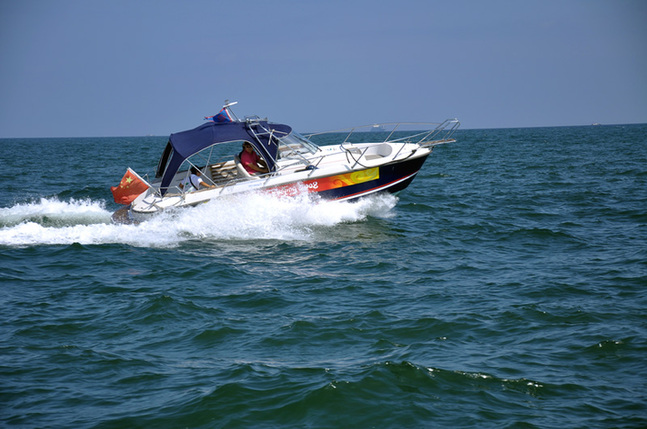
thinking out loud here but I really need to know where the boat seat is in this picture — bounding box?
[364,143,393,160]
[234,154,258,179]
[209,162,237,185]
[375,143,393,157]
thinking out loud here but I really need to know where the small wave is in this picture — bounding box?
[176,360,549,427]
[0,193,398,247]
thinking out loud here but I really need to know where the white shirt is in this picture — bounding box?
[182,173,203,192]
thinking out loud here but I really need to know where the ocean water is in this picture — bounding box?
[1,124,646,428]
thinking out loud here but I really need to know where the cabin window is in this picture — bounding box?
[156,142,173,178]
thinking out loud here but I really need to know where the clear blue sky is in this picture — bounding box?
[1,0,645,137]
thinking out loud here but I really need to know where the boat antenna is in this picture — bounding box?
[223,99,240,121]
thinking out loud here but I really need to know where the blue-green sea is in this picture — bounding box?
[1,124,646,428]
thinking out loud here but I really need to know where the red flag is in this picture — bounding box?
[111,168,149,205]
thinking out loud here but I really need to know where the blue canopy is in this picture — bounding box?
[156,120,292,195]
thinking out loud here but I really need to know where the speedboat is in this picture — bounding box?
[111,102,459,223]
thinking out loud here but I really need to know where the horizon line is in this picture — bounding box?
[1,121,645,139]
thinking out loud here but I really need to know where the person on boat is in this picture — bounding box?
[240,141,269,175]
[180,166,214,192]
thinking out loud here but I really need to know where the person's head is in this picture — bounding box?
[242,141,253,152]
[190,166,201,175]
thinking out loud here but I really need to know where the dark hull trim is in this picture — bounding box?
[316,154,429,201]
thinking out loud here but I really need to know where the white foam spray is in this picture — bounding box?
[0,193,398,247]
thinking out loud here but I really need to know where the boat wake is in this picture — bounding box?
[0,198,111,227]
[0,193,398,247]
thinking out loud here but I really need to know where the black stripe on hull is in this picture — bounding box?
[317,154,429,201]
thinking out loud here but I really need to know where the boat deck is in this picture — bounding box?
[209,161,238,186]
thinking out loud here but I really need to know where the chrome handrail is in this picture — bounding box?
[308,119,460,169]
[305,119,460,145]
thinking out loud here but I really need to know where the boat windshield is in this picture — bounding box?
[177,140,241,173]
[277,131,319,159]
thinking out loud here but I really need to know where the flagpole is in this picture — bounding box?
[127,167,152,188]
[223,99,240,122]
